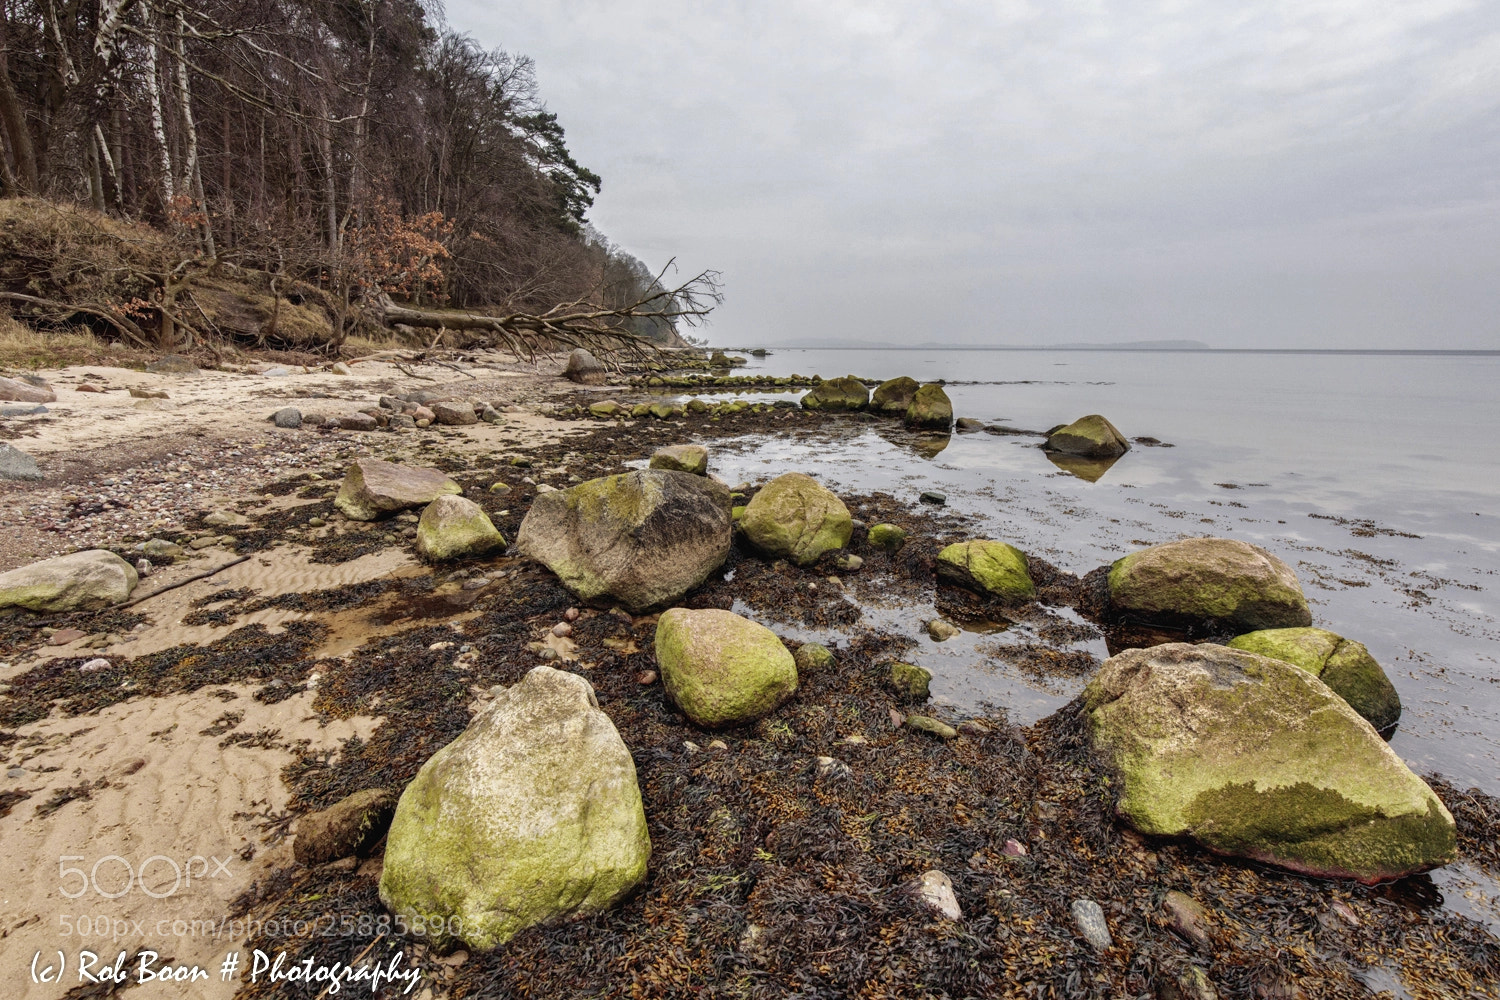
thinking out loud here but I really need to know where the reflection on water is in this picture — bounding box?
[912,433,950,459]
[1044,450,1124,482]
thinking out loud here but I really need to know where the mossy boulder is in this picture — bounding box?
[649,444,708,476]
[867,522,909,551]
[294,788,397,866]
[888,661,932,701]
[416,495,507,561]
[589,400,624,418]
[0,549,138,612]
[793,642,836,675]
[870,376,919,414]
[379,667,650,950]
[800,375,868,412]
[335,458,462,521]
[517,470,732,612]
[1107,537,1311,631]
[740,472,852,566]
[1083,643,1455,883]
[936,540,1035,601]
[1228,628,1401,731]
[655,608,798,728]
[904,383,953,430]
[1044,414,1130,458]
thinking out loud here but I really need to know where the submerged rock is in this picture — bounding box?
[1107,537,1311,631]
[740,472,852,566]
[1228,627,1401,731]
[905,383,953,430]
[1045,414,1131,458]
[416,495,506,561]
[294,788,397,866]
[334,459,462,521]
[936,540,1035,601]
[655,607,798,728]
[0,550,138,612]
[870,376,919,414]
[649,444,709,476]
[380,667,650,950]
[1083,643,1455,883]
[517,469,731,611]
[800,375,869,411]
[564,348,608,385]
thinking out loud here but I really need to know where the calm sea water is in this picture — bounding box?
[690,349,1500,797]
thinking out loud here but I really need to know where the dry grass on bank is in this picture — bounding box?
[0,317,130,370]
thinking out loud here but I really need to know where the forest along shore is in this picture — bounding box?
[1,349,1498,1000]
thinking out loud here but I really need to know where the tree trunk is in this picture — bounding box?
[144,18,175,207]
[0,27,38,191]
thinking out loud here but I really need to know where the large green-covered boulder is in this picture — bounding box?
[0,550,138,612]
[1107,537,1311,631]
[905,383,953,430]
[871,376,919,414]
[800,376,868,411]
[335,458,462,521]
[416,495,507,561]
[740,472,852,565]
[655,608,798,728]
[1228,628,1401,731]
[1084,643,1454,883]
[380,667,649,950]
[517,469,731,611]
[1044,414,1131,458]
[936,540,1035,601]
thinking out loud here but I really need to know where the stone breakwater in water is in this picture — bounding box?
[0,349,1497,999]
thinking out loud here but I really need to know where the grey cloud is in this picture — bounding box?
[446,0,1500,348]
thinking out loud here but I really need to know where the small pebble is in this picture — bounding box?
[683,741,701,754]
[564,607,580,622]
[79,658,111,672]
[1002,839,1028,857]
[636,670,658,685]
[1071,899,1112,952]
[552,622,572,637]
[135,557,153,577]
[707,739,728,751]
[916,870,963,920]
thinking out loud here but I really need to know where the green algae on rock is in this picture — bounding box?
[649,444,709,476]
[415,495,507,561]
[870,376,919,414]
[740,472,852,566]
[655,607,798,728]
[1106,536,1311,631]
[867,522,909,551]
[1044,414,1131,458]
[1228,627,1401,731]
[936,540,1036,601]
[379,667,650,950]
[1083,643,1454,883]
[794,642,836,675]
[888,661,932,702]
[334,458,462,521]
[588,400,625,418]
[904,383,953,430]
[517,469,731,612]
[0,549,138,612]
[800,375,870,411]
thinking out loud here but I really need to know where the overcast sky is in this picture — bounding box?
[445,1,1499,349]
